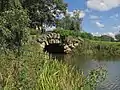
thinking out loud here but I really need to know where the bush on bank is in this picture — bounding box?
[53,29,120,57]
[53,29,94,40]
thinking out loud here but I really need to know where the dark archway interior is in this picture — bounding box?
[44,44,64,54]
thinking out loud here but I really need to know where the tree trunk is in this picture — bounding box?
[40,22,45,34]
[1,0,4,12]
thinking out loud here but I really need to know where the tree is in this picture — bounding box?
[80,32,93,39]
[56,15,72,30]
[93,36,101,41]
[115,34,120,41]
[21,0,67,33]
[71,10,83,31]
[0,0,22,12]
[0,9,29,55]
[100,35,114,42]
[56,9,83,31]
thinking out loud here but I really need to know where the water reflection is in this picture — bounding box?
[51,54,120,90]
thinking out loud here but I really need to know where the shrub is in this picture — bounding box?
[53,29,81,38]
[0,9,29,55]
[53,29,94,40]
[74,40,120,57]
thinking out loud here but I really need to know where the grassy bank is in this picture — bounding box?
[0,41,107,90]
[74,40,120,57]
[0,43,82,90]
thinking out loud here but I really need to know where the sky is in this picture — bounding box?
[64,0,120,36]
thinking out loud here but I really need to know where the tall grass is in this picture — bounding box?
[0,42,85,90]
[0,41,107,90]
[74,40,120,57]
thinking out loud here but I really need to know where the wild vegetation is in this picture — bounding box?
[73,40,120,57]
[53,29,117,42]
[0,42,107,90]
[56,10,83,31]
[0,0,108,90]
[53,29,120,56]
[53,29,93,39]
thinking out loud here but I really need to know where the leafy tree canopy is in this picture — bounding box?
[100,35,114,42]
[0,0,22,12]
[115,34,120,41]
[56,9,83,31]
[21,0,67,33]
[0,9,29,55]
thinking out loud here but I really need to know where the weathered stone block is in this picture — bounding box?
[74,43,79,47]
[40,42,45,48]
[69,44,75,49]
[64,45,69,49]
[56,39,61,44]
[64,48,72,53]
[44,40,49,45]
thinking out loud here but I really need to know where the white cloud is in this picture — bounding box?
[79,11,86,18]
[58,13,65,19]
[68,12,74,17]
[85,9,91,13]
[87,0,120,11]
[92,32,116,39]
[92,32,101,36]
[95,22,104,28]
[89,15,100,19]
[68,10,85,18]
[110,14,119,18]
[102,32,116,39]
[109,15,114,19]
[57,10,86,20]
[110,13,119,20]
[115,13,119,17]
[46,26,56,31]
[113,25,120,29]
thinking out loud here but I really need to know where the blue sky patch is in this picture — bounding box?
[64,0,120,36]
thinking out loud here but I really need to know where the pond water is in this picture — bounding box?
[51,54,120,90]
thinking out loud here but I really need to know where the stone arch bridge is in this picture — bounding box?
[37,32,83,53]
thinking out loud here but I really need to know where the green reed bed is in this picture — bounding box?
[74,40,120,57]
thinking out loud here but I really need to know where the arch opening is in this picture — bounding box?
[44,44,64,54]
